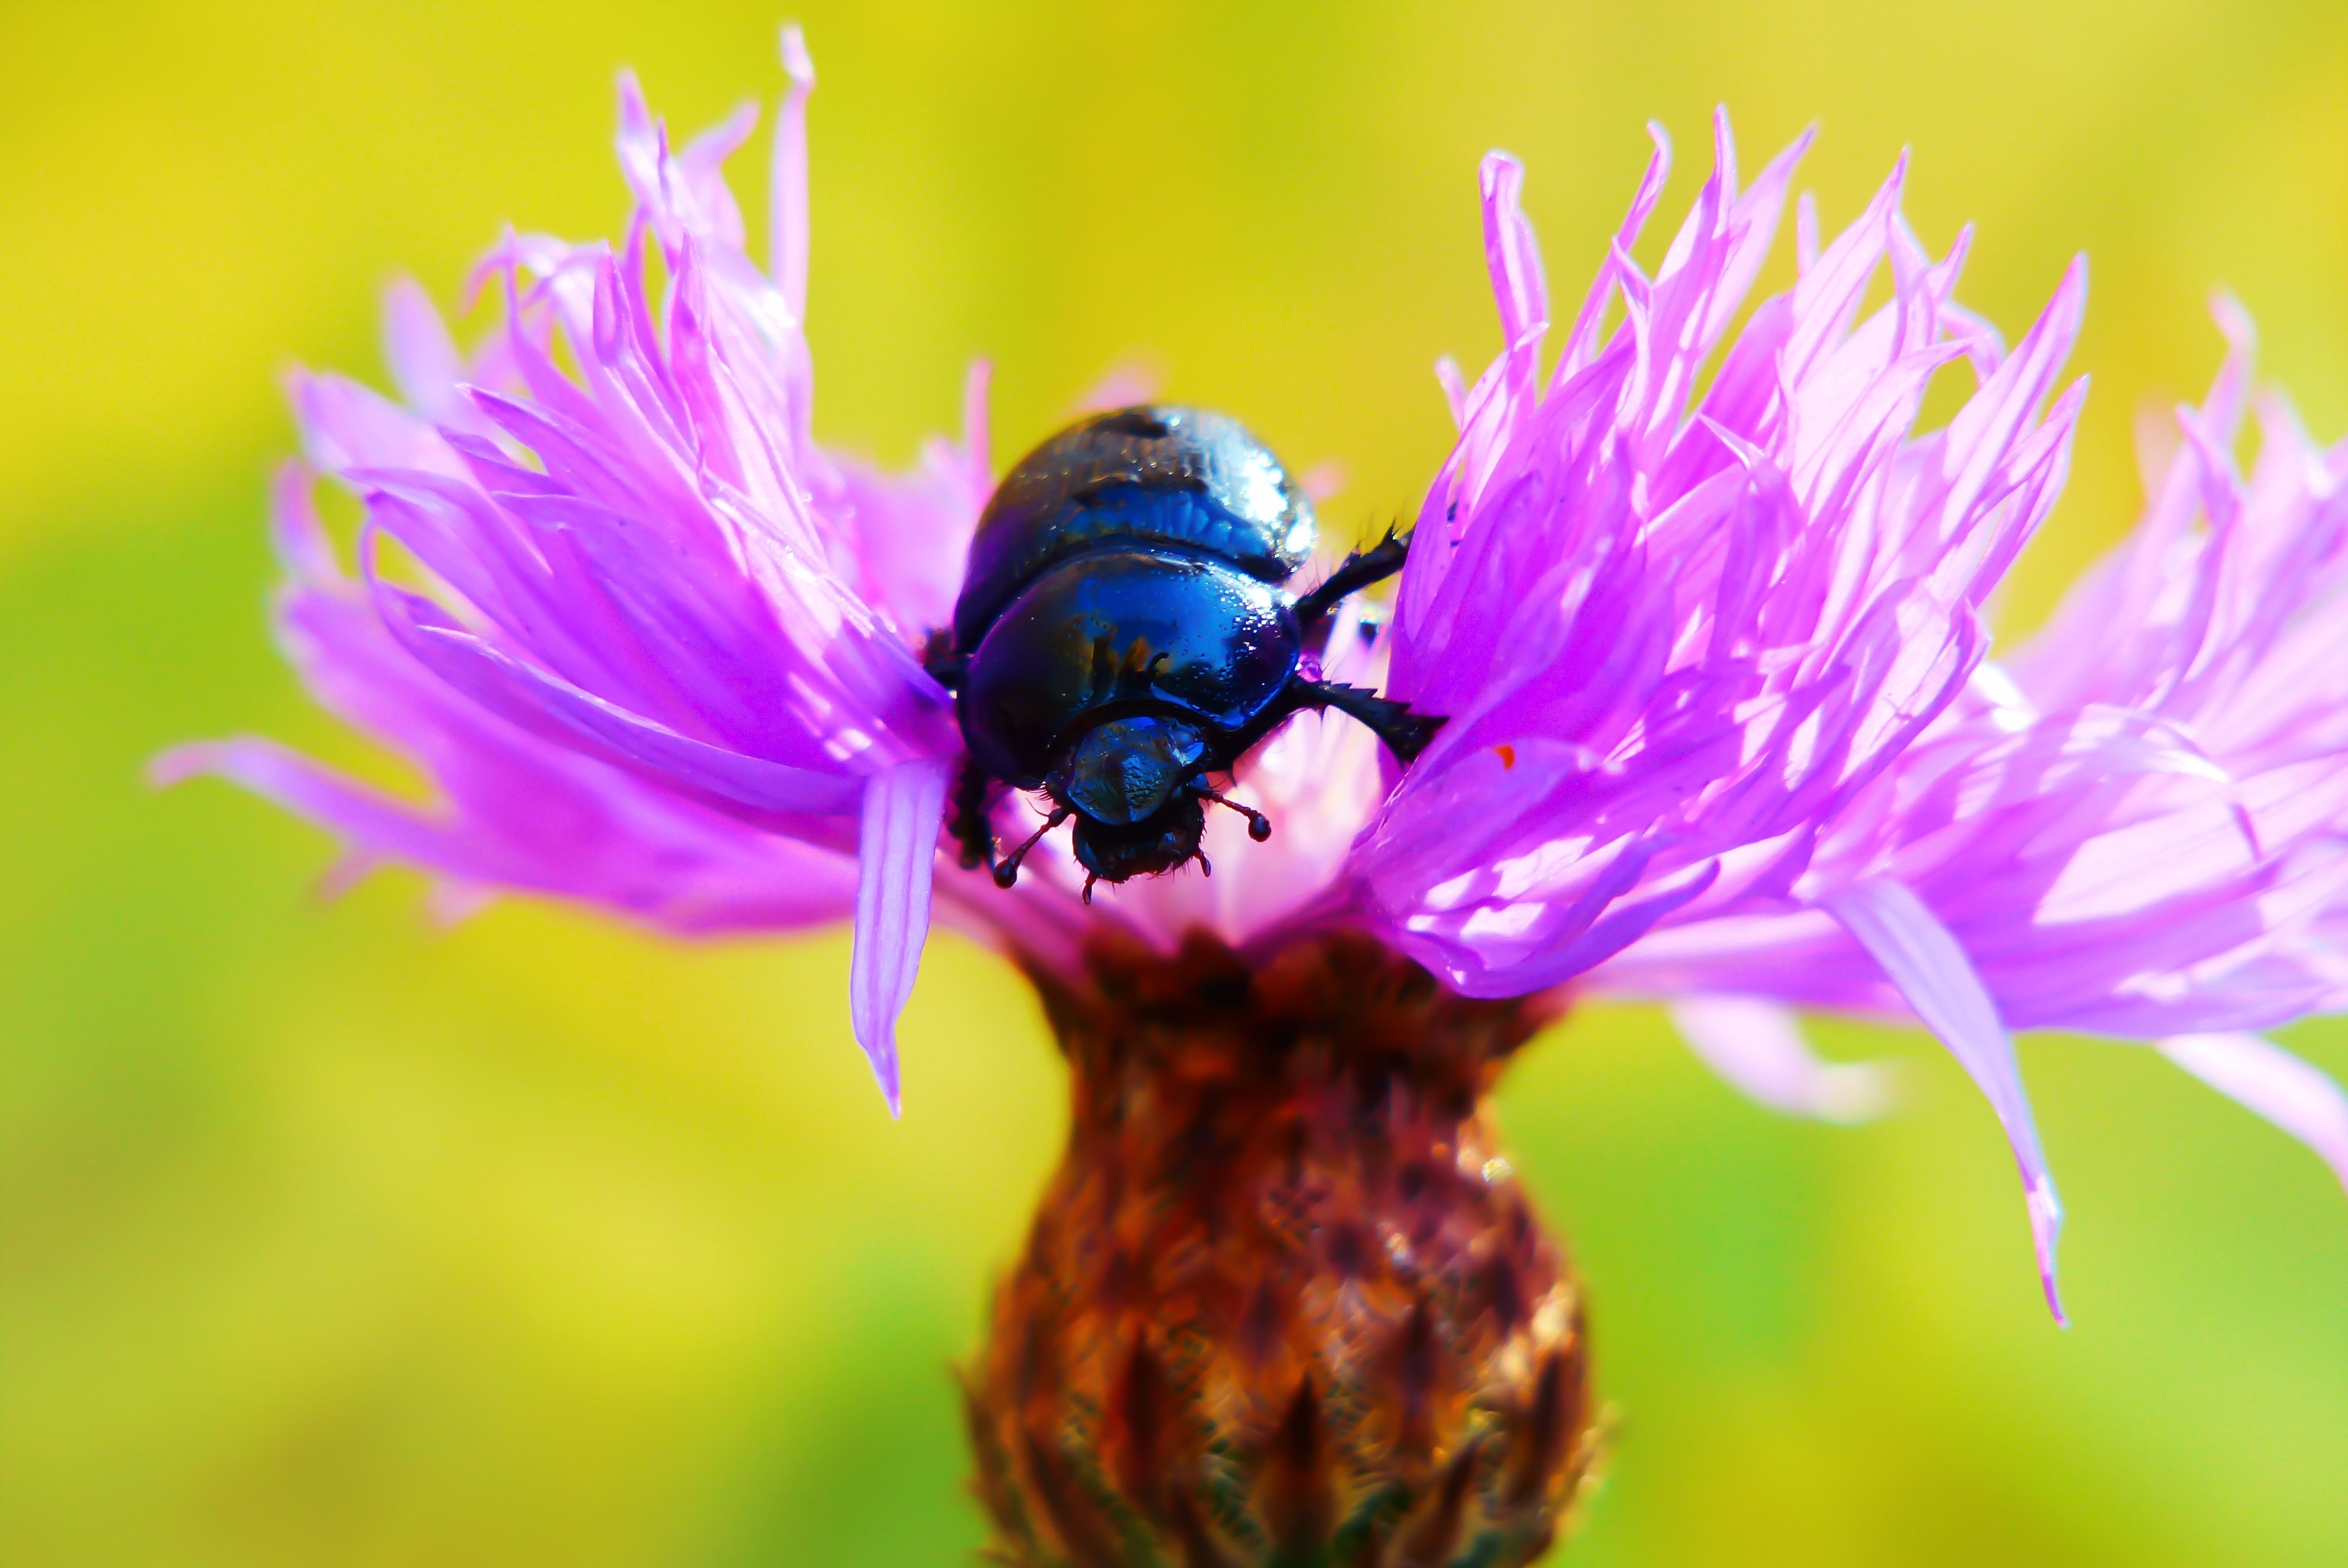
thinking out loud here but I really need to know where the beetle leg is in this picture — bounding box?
[1293,526,1413,638]
[947,755,998,871]
[1314,680,1448,765]
[921,628,967,691]
[1233,673,1448,767]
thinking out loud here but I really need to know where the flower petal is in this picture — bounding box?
[158,462,866,937]
[1823,877,2066,1323]
[1370,120,2085,1005]
[849,758,952,1114]
[367,574,865,827]
[2157,1033,2348,1199]
[1669,996,1895,1123]
[772,23,816,320]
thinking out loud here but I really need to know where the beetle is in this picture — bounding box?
[924,404,1442,899]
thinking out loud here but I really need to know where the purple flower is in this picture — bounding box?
[164,32,2348,1320]
[1601,295,2348,1316]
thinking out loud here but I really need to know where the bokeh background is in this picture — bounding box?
[6,2,2347,1564]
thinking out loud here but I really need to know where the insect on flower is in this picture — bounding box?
[926,404,1441,899]
[158,23,2348,1566]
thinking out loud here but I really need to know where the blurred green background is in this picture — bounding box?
[5,2,2347,1564]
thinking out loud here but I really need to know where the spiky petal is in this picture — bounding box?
[1601,298,2348,1269]
[1362,117,2086,1004]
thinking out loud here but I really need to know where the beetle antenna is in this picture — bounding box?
[993,806,1071,889]
[1195,784,1273,842]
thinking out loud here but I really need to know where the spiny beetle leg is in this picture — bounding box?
[1310,680,1447,764]
[1237,674,1447,766]
[1293,527,1413,634]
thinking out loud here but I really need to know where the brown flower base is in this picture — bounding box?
[966,931,1598,1568]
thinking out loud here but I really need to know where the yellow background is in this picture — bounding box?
[5,2,2346,1564]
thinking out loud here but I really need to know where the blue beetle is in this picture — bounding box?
[925,405,1440,898]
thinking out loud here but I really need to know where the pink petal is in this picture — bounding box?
[849,758,951,1114]
[289,367,459,478]
[383,276,471,428]
[1823,877,2067,1324]
[1478,151,1549,352]
[151,738,462,867]
[2157,1033,2348,1199]
[369,576,863,824]
[772,23,816,322]
[266,461,342,588]
[1669,996,1895,1123]
[1069,361,1161,415]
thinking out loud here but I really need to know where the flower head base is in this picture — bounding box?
[163,34,2348,1334]
[969,934,1593,1568]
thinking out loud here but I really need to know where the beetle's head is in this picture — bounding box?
[1054,715,1204,826]
[1050,714,1211,886]
[987,713,1274,895]
[1068,795,1207,886]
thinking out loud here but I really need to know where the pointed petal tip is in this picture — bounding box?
[1823,880,2066,1326]
[781,22,815,87]
[2208,288,2255,353]
[847,993,904,1117]
[616,68,652,124]
[1758,122,1820,187]
[849,759,949,1124]
[1480,148,1524,188]
[1669,997,1900,1123]
[2158,1033,2348,1202]
[1639,120,1674,172]
[383,273,433,315]
[866,1038,903,1118]
[147,744,215,789]
[961,357,993,471]
[2028,1178,2069,1326]
[2056,251,2090,306]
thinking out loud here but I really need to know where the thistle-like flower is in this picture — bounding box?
[163,29,2348,1567]
[1595,295,2348,1316]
